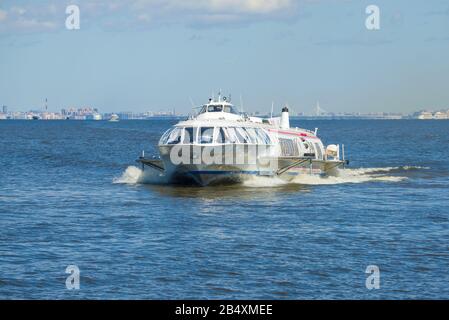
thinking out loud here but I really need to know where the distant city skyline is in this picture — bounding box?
[3,103,449,121]
[1,99,448,117]
[1,0,449,113]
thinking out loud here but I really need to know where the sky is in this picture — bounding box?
[0,0,449,114]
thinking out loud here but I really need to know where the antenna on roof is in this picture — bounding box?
[189,97,196,109]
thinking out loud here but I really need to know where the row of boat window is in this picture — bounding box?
[199,104,240,115]
[160,127,273,145]
[278,138,323,159]
[279,138,299,157]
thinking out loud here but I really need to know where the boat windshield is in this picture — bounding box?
[208,105,223,112]
[161,126,272,145]
[200,127,214,144]
[224,106,240,114]
[160,127,182,145]
[183,127,197,144]
[245,128,260,144]
[198,104,240,115]
[235,127,251,144]
[224,128,239,143]
[216,127,272,144]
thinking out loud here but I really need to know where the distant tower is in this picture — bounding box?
[45,98,48,112]
[315,101,327,116]
[2,105,7,114]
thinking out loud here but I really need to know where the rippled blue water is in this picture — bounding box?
[0,119,448,299]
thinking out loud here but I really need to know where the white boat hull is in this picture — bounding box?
[138,155,346,186]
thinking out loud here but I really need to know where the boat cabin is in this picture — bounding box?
[195,96,242,121]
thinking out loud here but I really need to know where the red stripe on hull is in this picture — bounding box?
[268,129,318,139]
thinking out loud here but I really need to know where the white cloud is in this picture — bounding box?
[132,0,294,14]
[13,18,57,31]
[10,7,27,16]
[209,0,293,14]
[0,0,300,33]
[0,3,60,33]
[128,0,298,27]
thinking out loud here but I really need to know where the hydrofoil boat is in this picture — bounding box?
[137,94,348,186]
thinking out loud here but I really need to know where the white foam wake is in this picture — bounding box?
[242,166,424,187]
[290,167,407,185]
[113,166,168,185]
[114,165,425,187]
[241,175,291,188]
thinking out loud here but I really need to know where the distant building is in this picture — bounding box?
[415,109,449,120]
[434,111,448,119]
[417,111,434,120]
[118,112,134,120]
[2,105,7,114]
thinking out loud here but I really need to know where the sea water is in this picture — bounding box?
[0,119,448,299]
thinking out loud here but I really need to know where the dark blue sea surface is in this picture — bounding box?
[0,119,448,299]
